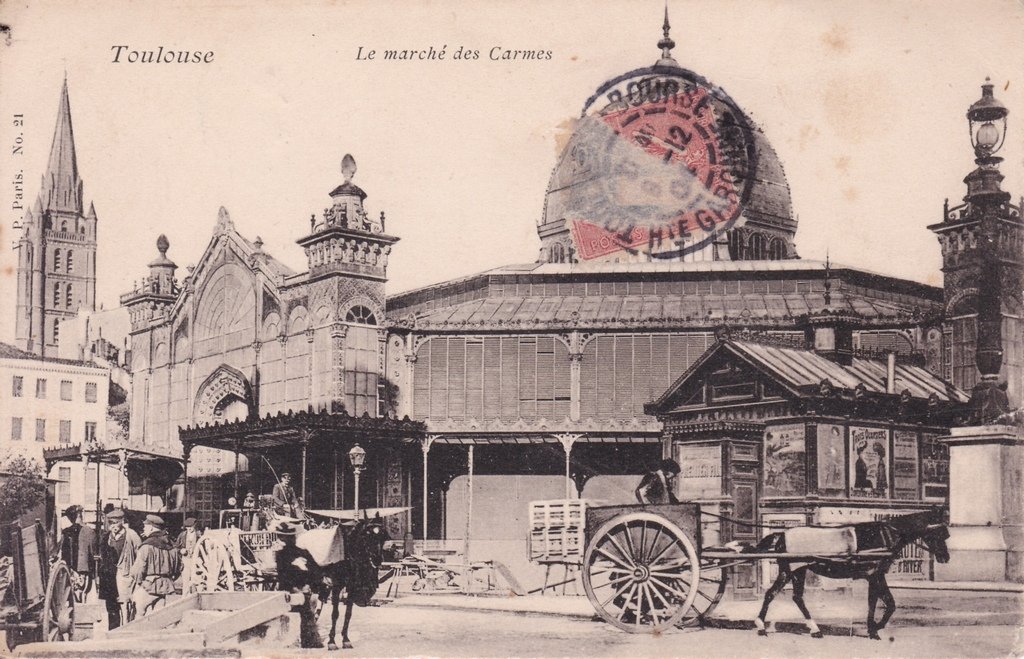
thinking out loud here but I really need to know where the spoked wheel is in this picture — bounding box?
[42,562,76,643]
[676,557,729,628]
[582,512,699,633]
[190,536,237,592]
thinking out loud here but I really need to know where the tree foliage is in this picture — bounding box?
[0,453,45,524]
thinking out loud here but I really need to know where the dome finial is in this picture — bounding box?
[656,3,678,66]
[341,154,357,183]
[156,234,169,256]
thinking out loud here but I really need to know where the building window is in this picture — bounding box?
[345,305,377,326]
[12,375,23,397]
[54,248,62,271]
[35,378,46,399]
[11,417,22,441]
[53,282,60,307]
[67,250,74,273]
[35,418,46,442]
[61,380,72,401]
[59,420,71,443]
[66,283,73,308]
[60,220,68,232]
[84,421,97,443]
[85,382,98,403]
[57,467,71,504]
[53,318,60,347]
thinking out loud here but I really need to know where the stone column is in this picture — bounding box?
[934,424,1024,583]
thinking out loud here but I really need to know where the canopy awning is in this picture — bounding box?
[179,408,427,454]
[43,444,184,469]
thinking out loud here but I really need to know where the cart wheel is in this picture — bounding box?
[42,562,76,643]
[191,536,236,592]
[676,557,728,628]
[582,512,699,633]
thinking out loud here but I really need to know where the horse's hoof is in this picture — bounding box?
[327,643,338,651]
[811,632,823,639]
[757,630,768,637]
[343,641,353,649]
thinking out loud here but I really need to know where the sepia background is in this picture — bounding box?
[0,0,1022,343]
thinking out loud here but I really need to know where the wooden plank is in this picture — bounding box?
[107,594,198,635]
[198,591,281,611]
[700,550,893,560]
[203,592,291,644]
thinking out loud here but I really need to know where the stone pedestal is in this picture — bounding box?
[934,425,1024,583]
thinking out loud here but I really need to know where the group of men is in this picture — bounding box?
[61,505,189,629]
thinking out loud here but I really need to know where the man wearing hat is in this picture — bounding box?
[98,507,140,628]
[129,514,181,616]
[59,505,97,591]
[272,473,300,517]
[175,517,203,593]
[635,459,682,505]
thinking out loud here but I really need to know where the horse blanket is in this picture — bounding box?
[783,526,857,555]
[296,525,345,566]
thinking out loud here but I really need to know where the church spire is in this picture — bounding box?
[39,75,83,214]
[656,4,678,67]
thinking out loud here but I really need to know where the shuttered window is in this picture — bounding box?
[412,335,571,421]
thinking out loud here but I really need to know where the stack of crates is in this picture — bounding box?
[528,499,586,563]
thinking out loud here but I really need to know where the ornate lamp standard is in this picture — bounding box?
[348,444,366,515]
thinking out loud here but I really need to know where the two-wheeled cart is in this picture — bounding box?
[0,521,77,649]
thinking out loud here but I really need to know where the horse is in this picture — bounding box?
[272,514,389,650]
[750,508,950,640]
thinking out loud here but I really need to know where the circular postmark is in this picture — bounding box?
[555,66,758,261]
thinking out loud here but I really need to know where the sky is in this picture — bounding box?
[1,0,1022,344]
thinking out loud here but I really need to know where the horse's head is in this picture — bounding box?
[346,514,389,570]
[893,508,950,564]
[921,508,950,564]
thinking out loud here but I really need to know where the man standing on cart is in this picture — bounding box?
[272,473,302,518]
[635,459,681,505]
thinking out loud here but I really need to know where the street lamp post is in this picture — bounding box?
[348,443,366,517]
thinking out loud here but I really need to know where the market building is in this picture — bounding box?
[115,19,1018,589]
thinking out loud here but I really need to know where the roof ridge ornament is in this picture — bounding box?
[342,154,357,183]
[656,3,678,67]
[215,205,234,235]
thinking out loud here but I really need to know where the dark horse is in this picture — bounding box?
[751,508,949,640]
[274,515,389,650]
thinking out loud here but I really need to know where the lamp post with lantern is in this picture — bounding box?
[349,444,366,516]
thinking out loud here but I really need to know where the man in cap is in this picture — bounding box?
[98,506,141,628]
[272,473,300,517]
[175,516,203,593]
[635,459,682,505]
[59,505,97,596]
[129,514,181,616]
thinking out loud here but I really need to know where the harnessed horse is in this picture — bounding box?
[751,508,950,640]
[272,514,389,650]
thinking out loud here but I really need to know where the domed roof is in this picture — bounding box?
[539,18,796,264]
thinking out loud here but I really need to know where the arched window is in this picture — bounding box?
[549,243,566,263]
[60,220,68,232]
[748,233,766,260]
[53,282,60,307]
[54,248,62,272]
[727,230,744,260]
[79,225,85,235]
[345,305,377,325]
[53,318,60,346]
[767,238,785,260]
[66,250,74,273]
[66,284,73,308]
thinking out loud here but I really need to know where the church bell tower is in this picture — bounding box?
[14,77,98,357]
